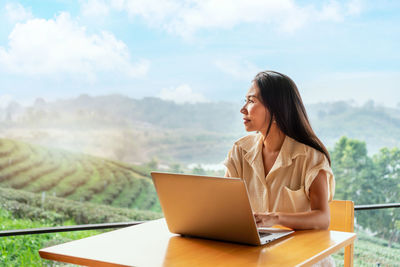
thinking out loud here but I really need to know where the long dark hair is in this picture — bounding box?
[254,70,331,165]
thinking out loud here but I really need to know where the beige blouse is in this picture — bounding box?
[224,133,335,213]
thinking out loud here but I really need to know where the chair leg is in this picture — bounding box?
[344,243,354,267]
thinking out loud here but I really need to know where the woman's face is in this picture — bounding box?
[241,82,271,134]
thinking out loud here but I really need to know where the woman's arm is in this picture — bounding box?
[254,170,330,230]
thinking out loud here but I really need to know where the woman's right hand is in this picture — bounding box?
[254,212,279,227]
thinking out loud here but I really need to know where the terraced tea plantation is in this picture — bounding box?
[1,138,399,266]
[0,138,160,212]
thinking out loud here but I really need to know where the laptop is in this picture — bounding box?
[150,172,294,246]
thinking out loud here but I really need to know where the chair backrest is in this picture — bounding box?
[329,200,354,232]
[329,200,355,267]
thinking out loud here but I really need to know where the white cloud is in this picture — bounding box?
[80,0,363,37]
[316,0,363,22]
[318,1,344,22]
[115,0,180,23]
[346,0,363,15]
[0,12,149,79]
[81,0,110,17]
[215,59,261,80]
[158,84,208,104]
[109,0,310,36]
[5,2,33,23]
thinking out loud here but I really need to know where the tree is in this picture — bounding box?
[331,136,371,201]
[170,163,183,174]
[331,137,400,246]
[192,165,206,175]
[146,157,159,170]
[366,148,400,246]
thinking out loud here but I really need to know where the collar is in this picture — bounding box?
[236,133,307,178]
[234,133,263,165]
[276,135,308,168]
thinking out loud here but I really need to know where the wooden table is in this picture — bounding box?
[39,219,356,266]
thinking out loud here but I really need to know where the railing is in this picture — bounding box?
[1,203,399,237]
[353,203,400,210]
[0,221,144,237]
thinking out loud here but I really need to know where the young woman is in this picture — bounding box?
[224,70,335,231]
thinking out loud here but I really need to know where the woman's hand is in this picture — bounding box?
[254,212,279,227]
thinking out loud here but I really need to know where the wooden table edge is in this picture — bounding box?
[39,250,130,267]
[297,232,357,267]
[38,225,357,267]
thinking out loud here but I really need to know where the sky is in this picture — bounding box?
[0,0,399,107]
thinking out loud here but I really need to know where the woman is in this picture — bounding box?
[224,70,335,231]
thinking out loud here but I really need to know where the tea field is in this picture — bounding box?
[0,138,160,212]
[1,137,399,266]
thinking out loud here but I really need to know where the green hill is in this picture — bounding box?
[1,96,400,165]
[307,101,400,154]
[0,138,161,212]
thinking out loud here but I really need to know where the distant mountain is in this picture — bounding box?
[0,95,399,164]
[307,101,400,154]
[1,94,243,133]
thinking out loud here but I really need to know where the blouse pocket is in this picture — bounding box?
[283,186,310,213]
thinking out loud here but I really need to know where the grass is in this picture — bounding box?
[0,208,104,266]
[332,227,400,267]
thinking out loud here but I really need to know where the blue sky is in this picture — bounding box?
[0,0,399,107]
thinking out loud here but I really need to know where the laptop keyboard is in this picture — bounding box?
[258,232,271,238]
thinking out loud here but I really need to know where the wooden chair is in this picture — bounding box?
[329,200,355,267]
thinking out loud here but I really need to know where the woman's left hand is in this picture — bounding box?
[254,212,279,227]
